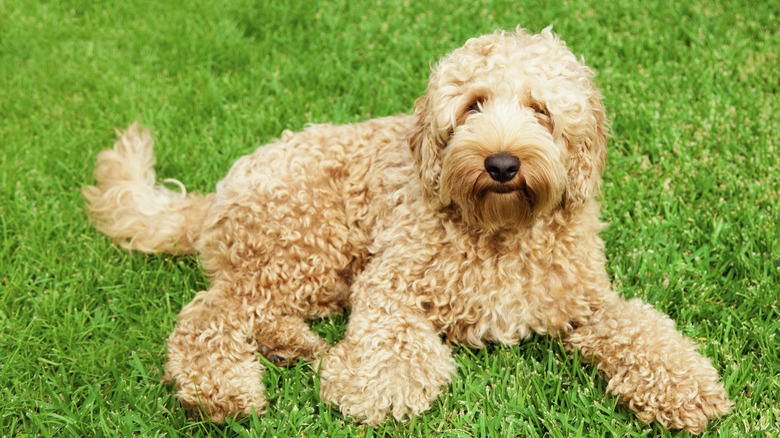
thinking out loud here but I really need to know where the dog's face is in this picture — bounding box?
[409,28,608,231]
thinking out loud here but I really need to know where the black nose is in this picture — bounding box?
[484,153,520,183]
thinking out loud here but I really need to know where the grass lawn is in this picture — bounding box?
[1,0,778,436]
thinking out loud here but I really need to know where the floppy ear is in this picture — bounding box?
[408,94,446,204]
[564,91,609,208]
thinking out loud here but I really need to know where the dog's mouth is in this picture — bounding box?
[482,183,536,204]
[489,184,519,194]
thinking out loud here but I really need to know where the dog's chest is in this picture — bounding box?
[416,230,582,347]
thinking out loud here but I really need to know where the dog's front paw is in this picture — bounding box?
[319,338,455,424]
[605,353,733,434]
[628,377,732,434]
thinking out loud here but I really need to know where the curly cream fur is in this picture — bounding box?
[81,126,214,254]
[83,28,731,432]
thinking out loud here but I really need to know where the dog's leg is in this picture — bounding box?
[194,183,354,366]
[164,287,267,422]
[164,273,337,421]
[319,262,456,424]
[563,298,732,433]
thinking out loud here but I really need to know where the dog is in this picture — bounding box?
[82,27,732,433]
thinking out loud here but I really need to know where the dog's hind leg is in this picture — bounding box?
[163,286,269,422]
[164,268,346,421]
[192,186,357,364]
[563,298,732,433]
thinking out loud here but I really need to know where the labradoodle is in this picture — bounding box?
[82,28,732,433]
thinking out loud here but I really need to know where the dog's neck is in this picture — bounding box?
[437,200,602,252]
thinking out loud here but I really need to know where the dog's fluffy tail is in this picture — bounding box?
[81,124,214,254]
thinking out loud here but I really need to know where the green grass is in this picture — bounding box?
[1,0,778,436]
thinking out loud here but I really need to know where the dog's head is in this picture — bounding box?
[408,28,608,231]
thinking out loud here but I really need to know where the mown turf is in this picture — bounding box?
[1,0,777,436]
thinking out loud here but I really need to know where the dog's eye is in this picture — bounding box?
[529,102,553,132]
[529,102,550,118]
[456,97,486,128]
[467,97,486,114]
